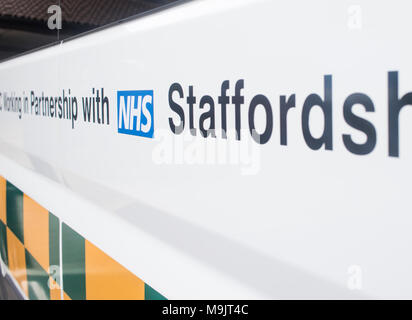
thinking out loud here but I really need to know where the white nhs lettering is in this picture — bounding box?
[117,90,154,138]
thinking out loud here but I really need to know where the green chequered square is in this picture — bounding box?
[25,249,50,300]
[62,223,85,300]
[145,283,167,300]
[0,220,8,266]
[6,182,24,243]
[49,212,60,285]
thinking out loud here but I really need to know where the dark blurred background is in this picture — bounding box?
[0,0,179,61]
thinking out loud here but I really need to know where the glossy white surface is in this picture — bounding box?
[1,0,412,298]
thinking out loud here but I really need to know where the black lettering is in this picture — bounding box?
[199,95,216,138]
[82,97,92,122]
[187,86,196,136]
[388,71,412,157]
[302,75,333,150]
[58,97,62,118]
[72,97,78,129]
[168,83,185,134]
[96,89,101,124]
[218,80,230,139]
[280,94,296,145]
[232,80,244,140]
[342,93,376,155]
[248,94,273,144]
[101,88,109,124]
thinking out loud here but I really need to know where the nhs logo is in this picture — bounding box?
[117,90,154,138]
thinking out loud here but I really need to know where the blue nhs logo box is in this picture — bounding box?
[117,90,154,138]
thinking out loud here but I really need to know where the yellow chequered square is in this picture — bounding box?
[23,195,49,272]
[49,277,62,300]
[7,228,28,297]
[85,240,144,300]
[0,176,6,224]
